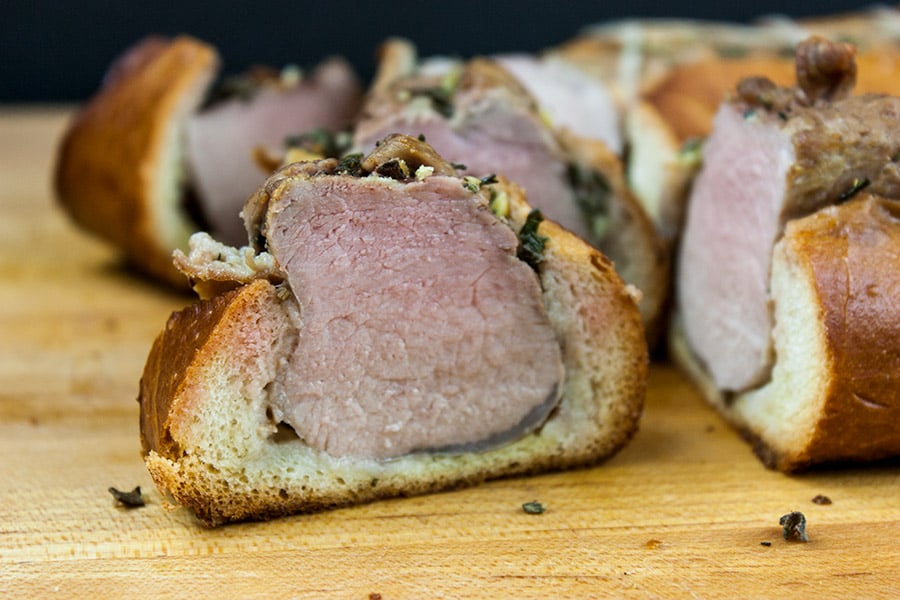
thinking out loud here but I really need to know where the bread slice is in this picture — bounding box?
[671,194,900,471]
[55,36,219,288]
[139,135,647,525]
[55,35,362,288]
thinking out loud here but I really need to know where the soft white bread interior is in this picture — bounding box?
[139,141,647,526]
[671,194,900,471]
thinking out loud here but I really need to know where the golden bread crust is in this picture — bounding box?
[671,195,900,471]
[776,195,900,469]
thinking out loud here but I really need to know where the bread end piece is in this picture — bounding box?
[55,35,219,288]
[671,195,900,471]
[139,211,647,526]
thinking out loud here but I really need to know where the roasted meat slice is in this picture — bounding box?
[354,39,666,338]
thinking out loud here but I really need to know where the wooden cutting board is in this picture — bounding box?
[1,108,897,599]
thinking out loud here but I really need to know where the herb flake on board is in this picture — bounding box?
[522,500,545,515]
[779,511,809,542]
[109,486,146,508]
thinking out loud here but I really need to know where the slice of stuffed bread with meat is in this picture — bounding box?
[672,36,900,471]
[139,134,647,526]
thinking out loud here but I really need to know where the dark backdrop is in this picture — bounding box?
[1,0,877,102]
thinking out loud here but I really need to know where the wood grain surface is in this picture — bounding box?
[1,108,898,599]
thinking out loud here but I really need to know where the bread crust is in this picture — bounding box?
[671,195,900,471]
[55,35,219,287]
[138,175,647,525]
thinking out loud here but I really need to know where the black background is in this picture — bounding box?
[1,0,878,102]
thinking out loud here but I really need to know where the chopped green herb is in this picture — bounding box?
[778,111,788,121]
[417,133,426,142]
[517,210,548,270]
[811,494,832,505]
[743,108,757,120]
[415,86,454,118]
[760,541,772,547]
[284,127,349,158]
[779,511,809,542]
[109,486,145,508]
[678,137,705,168]
[451,162,468,171]
[479,174,498,185]
[462,176,483,193]
[336,153,364,177]
[522,500,545,515]
[201,74,260,108]
[568,163,611,242]
[839,177,870,201]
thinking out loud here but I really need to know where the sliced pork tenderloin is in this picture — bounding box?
[494,53,622,154]
[185,57,361,245]
[140,135,647,525]
[354,39,666,338]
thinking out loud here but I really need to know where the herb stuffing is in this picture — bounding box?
[489,188,509,218]
[285,127,350,158]
[109,486,146,508]
[517,210,548,270]
[678,138,704,166]
[336,153,364,177]
[568,163,612,241]
[779,511,809,542]
[375,158,411,180]
[462,176,482,193]
[522,501,545,515]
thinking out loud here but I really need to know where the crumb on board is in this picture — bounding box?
[811,494,832,505]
